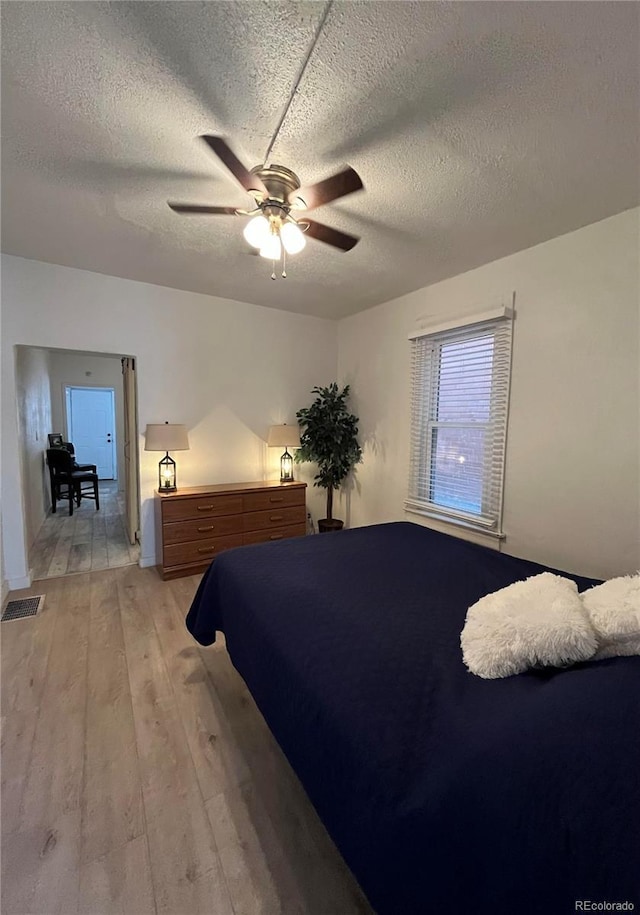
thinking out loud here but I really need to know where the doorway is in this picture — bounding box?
[14,345,141,580]
[65,386,116,479]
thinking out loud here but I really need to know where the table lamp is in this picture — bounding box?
[267,424,301,483]
[145,422,190,492]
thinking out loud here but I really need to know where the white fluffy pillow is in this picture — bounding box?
[582,574,640,660]
[461,572,598,679]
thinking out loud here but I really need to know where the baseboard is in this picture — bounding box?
[8,571,33,591]
[139,555,156,569]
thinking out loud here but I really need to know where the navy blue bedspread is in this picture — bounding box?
[186,521,640,915]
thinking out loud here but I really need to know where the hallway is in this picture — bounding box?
[29,482,139,578]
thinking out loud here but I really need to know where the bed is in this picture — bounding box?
[186,521,640,915]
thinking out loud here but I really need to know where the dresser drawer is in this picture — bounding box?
[163,514,244,545]
[162,494,243,523]
[242,487,305,512]
[163,533,243,568]
[243,504,306,533]
[243,523,306,546]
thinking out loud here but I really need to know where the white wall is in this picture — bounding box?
[337,208,640,580]
[49,350,126,489]
[15,346,53,553]
[0,503,7,607]
[3,209,636,589]
[1,255,337,585]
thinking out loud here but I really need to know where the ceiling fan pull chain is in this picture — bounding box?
[282,248,287,278]
[271,260,277,281]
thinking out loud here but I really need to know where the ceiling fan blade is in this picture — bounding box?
[200,135,267,197]
[168,203,238,215]
[293,166,363,211]
[304,220,360,252]
[169,202,237,216]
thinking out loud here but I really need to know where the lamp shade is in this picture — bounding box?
[260,233,282,260]
[243,215,270,249]
[144,423,190,452]
[281,221,306,254]
[267,424,301,448]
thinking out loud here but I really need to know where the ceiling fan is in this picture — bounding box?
[168,3,363,278]
[168,135,364,273]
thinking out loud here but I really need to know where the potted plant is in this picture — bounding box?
[295,383,363,532]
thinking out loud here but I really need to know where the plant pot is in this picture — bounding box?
[318,518,344,533]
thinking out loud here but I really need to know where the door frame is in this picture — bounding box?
[64,384,117,480]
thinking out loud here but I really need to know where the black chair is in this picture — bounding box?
[62,441,97,474]
[46,448,100,516]
[47,434,97,474]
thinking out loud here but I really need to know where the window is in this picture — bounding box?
[406,310,513,535]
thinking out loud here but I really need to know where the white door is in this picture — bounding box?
[66,387,116,479]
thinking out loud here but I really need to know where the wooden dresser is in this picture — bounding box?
[155,480,307,580]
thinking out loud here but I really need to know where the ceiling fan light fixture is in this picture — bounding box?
[168,136,362,270]
[259,231,282,260]
[281,221,306,255]
[243,214,270,248]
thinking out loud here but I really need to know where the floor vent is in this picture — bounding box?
[1,595,45,622]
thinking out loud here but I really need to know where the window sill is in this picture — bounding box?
[404,504,505,548]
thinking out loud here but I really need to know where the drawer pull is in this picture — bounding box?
[269,534,284,540]
[269,515,284,522]
[197,504,214,512]
[197,525,215,532]
[269,497,284,503]
[197,546,217,554]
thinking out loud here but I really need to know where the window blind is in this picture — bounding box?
[406,314,513,534]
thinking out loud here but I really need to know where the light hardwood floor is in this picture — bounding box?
[1,565,372,915]
[29,482,139,580]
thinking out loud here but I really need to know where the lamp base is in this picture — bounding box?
[280,447,294,483]
[158,451,177,492]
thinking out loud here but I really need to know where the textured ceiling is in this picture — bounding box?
[1,1,638,319]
